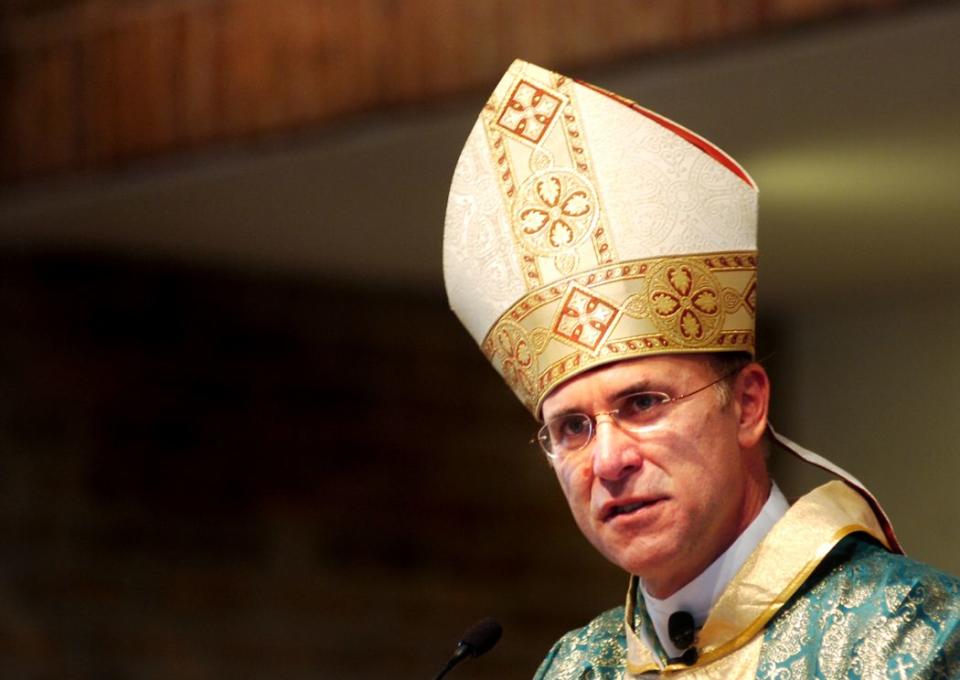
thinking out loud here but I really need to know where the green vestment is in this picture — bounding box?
[533,482,960,679]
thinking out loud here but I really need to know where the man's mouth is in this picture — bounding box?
[603,497,665,521]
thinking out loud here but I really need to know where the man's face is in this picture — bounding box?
[540,354,767,596]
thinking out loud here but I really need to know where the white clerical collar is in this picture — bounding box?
[640,482,790,659]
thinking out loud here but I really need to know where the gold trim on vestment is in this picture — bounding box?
[624,482,890,676]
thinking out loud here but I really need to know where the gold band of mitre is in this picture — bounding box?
[480,250,758,417]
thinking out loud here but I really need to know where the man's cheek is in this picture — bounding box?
[554,467,583,505]
[556,460,591,485]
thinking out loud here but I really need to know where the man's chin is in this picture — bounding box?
[600,540,680,579]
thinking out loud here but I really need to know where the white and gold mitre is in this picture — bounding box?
[444,59,759,417]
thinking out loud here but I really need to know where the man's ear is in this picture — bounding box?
[734,363,770,450]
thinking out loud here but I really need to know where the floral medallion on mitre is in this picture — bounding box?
[513,169,598,256]
[646,258,725,347]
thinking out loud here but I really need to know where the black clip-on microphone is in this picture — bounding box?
[668,611,698,666]
[433,617,502,680]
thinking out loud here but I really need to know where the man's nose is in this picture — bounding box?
[591,414,643,481]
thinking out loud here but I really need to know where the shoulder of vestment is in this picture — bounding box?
[759,533,960,678]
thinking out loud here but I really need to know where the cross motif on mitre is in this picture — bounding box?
[553,285,620,353]
[497,80,562,144]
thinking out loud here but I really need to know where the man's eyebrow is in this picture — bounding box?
[543,405,585,421]
[544,380,664,420]
[610,381,660,401]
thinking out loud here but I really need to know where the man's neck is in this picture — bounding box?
[639,482,790,659]
[644,467,773,598]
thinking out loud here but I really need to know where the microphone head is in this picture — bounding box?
[667,611,696,650]
[459,617,502,658]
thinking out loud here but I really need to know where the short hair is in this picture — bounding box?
[706,351,753,407]
[707,351,771,458]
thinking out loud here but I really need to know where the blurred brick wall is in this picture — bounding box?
[0,251,625,679]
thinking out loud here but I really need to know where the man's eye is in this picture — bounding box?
[559,417,587,437]
[619,392,667,418]
[549,416,590,446]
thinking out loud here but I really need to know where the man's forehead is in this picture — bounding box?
[541,354,711,417]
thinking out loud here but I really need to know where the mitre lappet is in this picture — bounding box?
[443,59,900,552]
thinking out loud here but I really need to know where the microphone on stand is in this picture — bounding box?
[433,617,502,680]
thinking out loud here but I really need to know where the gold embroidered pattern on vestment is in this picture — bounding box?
[624,483,890,677]
[757,538,960,679]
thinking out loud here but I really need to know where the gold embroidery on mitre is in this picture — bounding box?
[483,106,518,200]
[721,287,744,314]
[481,65,618,295]
[554,253,578,275]
[551,283,622,355]
[743,275,758,314]
[646,258,725,348]
[622,293,649,320]
[513,169,598,256]
[554,75,617,266]
[529,327,552,354]
[481,251,757,415]
[488,320,538,406]
[496,79,563,145]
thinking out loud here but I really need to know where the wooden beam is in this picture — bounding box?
[0,0,921,183]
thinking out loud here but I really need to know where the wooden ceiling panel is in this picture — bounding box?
[0,0,927,183]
